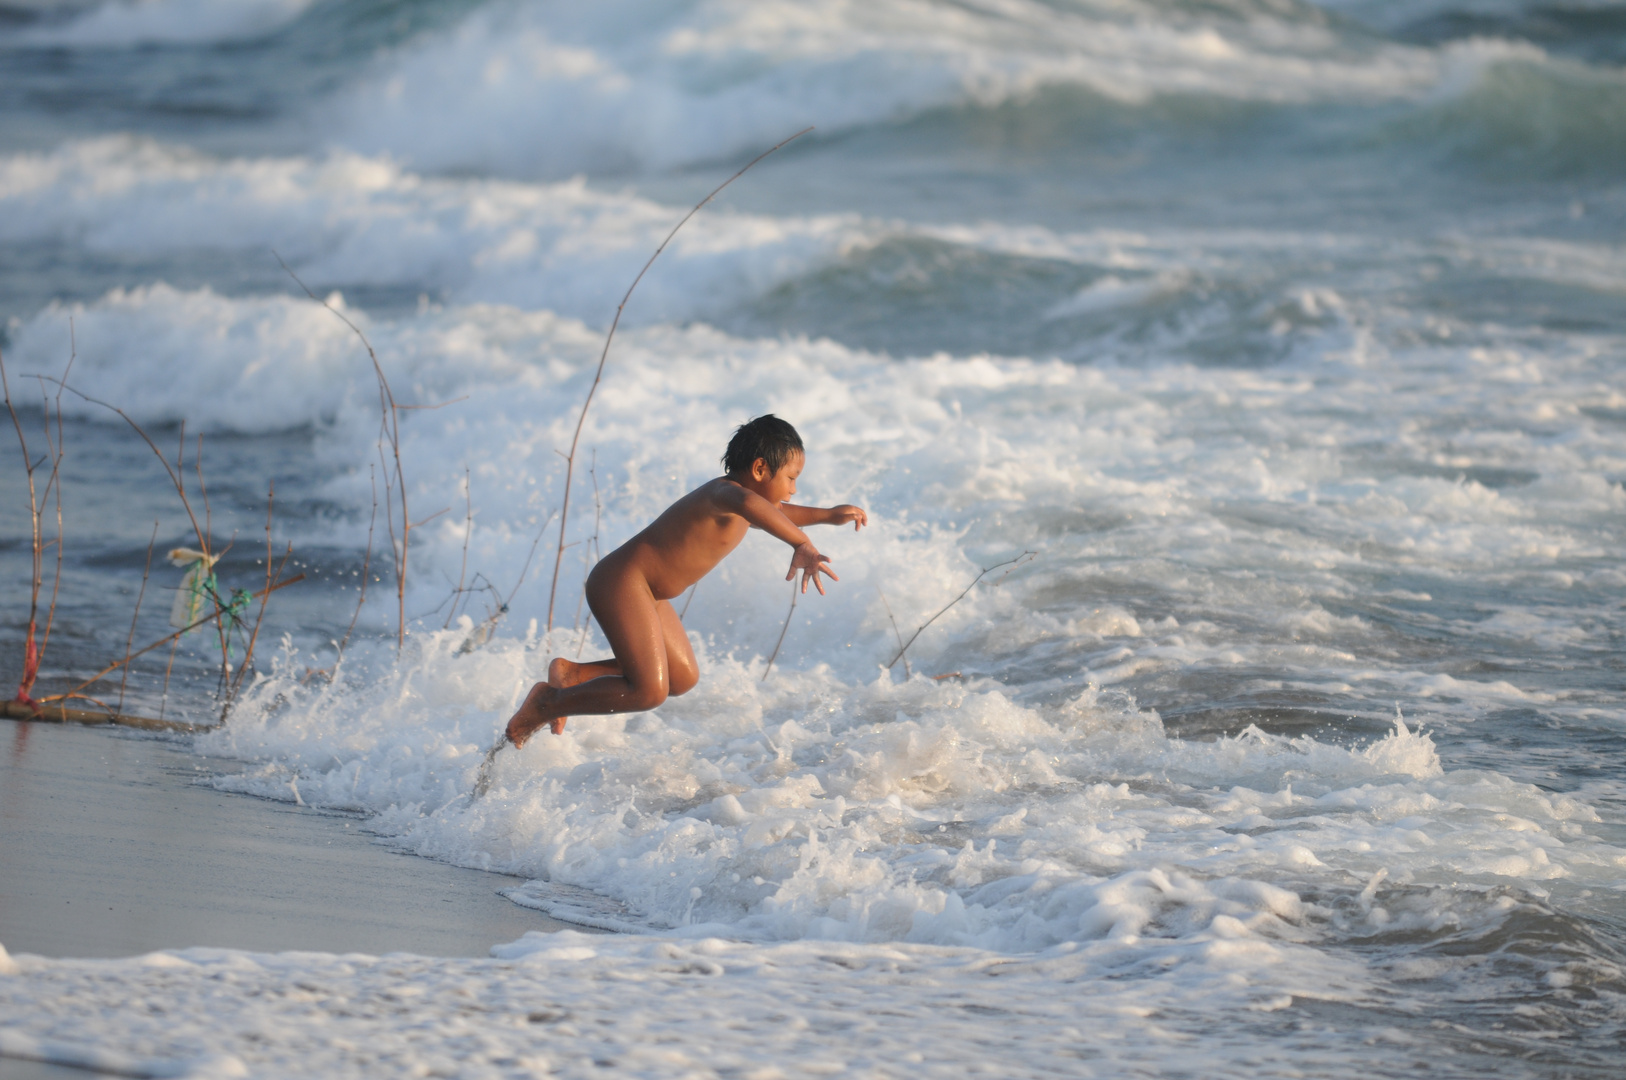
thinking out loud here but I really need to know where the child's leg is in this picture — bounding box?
[656,599,698,696]
[549,656,620,688]
[507,560,674,745]
[549,602,696,694]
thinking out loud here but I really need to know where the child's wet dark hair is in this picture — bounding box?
[723,414,804,477]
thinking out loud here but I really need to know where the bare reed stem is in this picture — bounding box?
[192,432,234,679]
[876,586,911,678]
[337,466,379,663]
[117,522,160,716]
[38,340,71,686]
[571,450,602,640]
[44,380,210,557]
[762,578,799,681]
[446,467,473,629]
[46,572,306,707]
[0,349,45,704]
[886,551,1036,671]
[222,481,289,718]
[159,637,180,722]
[276,253,417,649]
[2,335,73,706]
[450,508,558,656]
[544,127,813,631]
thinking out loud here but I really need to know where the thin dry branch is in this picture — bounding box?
[502,511,557,613]
[46,379,208,555]
[571,451,602,640]
[412,507,451,531]
[192,432,234,679]
[37,341,71,676]
[876,586,911,679]
[43,375,229,702]
[224,540,294,719]
[195,434,212,552]
[396,396,468,412]
[761,579,800,681]
[886,551,1037,671]
[223,481,289,715]
[376,440,400,632]
[336,465,379,662]
[545,126,814,631]
[446,468,473,629]
[1,350,44,703]
[43,572,306,707]
[454,510,558,656]
[2,337,71,705]
[117,522,160,716]
[275,253,416,648]
[158,636,181,722]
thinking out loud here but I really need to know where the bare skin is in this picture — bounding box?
[506,451,866,746]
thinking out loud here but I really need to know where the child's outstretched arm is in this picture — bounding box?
[716,484,845,594]
[780,503,868,531]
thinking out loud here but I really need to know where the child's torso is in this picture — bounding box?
[613,480,751,600]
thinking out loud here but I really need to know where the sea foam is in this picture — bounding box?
[198,623,1625,959]
[322,0,1510,176]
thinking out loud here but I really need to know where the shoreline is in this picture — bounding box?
[0,719,576,960]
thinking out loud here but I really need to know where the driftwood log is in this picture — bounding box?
[1,699,208,733]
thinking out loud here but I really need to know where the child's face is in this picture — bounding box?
[749,451,803,505]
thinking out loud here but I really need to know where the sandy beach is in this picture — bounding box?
[0,719,571,960]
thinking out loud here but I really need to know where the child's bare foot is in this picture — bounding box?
[506,682,566,747]
[547,656,599,689]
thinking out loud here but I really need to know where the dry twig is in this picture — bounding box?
[761,579,799,681]
[42,377,254,695]
[221,482,293,720]
[117,522,160,716]
[445,468,474,629]
[571,451,603,653]
[276,253,420,648]
[44,380,210,553]
[47,572,306,707]
[877,586,911,679]
[301,466,380,687]
[544,127,813,631]
[886,551,1037,671]
[453,509,557,656]
[339,465,379,660]
[1,338,70,706]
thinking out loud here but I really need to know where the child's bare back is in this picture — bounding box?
[506,416,865,746]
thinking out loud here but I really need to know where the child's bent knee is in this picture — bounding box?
[627,683,669,712]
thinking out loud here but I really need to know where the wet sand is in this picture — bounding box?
[0,719,573,960]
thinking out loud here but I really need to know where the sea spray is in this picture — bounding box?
[199,630,1621,953]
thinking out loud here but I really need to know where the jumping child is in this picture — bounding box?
[505,415,866,746]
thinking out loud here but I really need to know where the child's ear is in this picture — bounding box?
[751,457,770,481]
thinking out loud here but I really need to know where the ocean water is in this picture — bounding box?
[1,1,1624,1076]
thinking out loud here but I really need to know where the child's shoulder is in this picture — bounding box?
[664,475,740,516]
[693,475,742,499]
